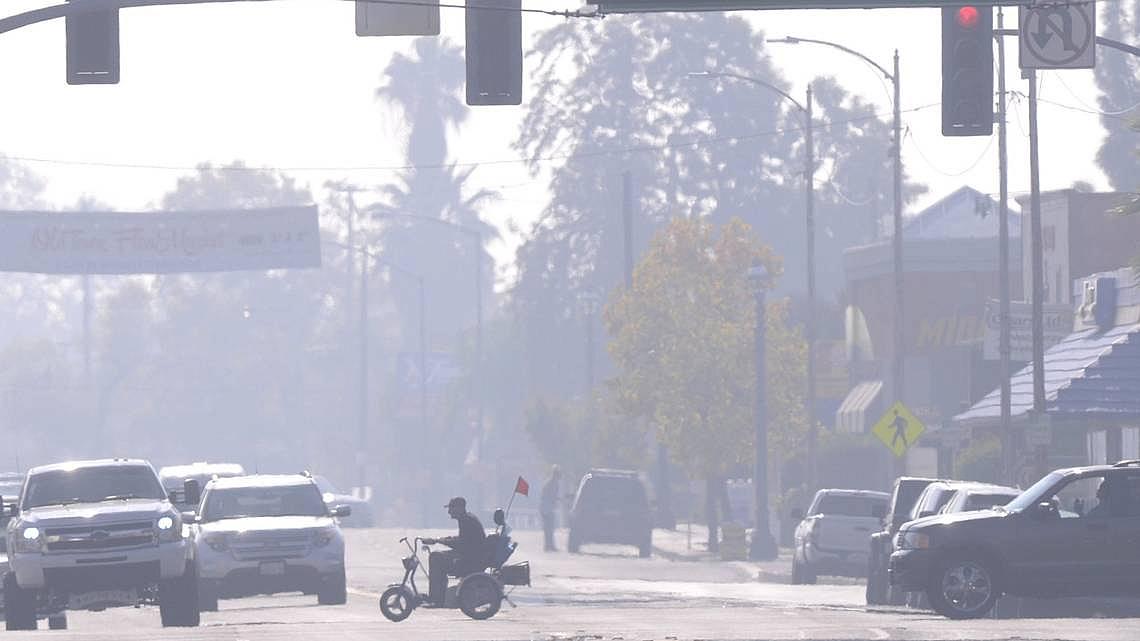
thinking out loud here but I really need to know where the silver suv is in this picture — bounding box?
[3,459,199,630]
[193,474,348,611]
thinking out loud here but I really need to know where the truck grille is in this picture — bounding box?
[44,561,160,592]
[230,531,311,561]
[44,521,156,553]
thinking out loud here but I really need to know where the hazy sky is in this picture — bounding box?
[0,0,1120,286]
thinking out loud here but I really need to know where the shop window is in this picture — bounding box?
[1124,428,1140,461]
[1088,429,1108,465]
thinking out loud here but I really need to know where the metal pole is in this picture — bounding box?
[475,233,484,462]
[891,50,906,408]
[996,9,1014,483]
[805,85,818,491]
[750,280,777,561]
[622,171,634,288]
[418,276,428,440]
[82,274,92,383]
[1027,70,1045,413]
[358,249,369,490]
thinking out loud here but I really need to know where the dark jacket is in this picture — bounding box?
[442,512,486,560]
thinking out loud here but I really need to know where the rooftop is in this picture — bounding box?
[28,458,152,476]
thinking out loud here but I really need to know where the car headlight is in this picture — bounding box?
[156,514,182,542]
[13,526,43,553]
[894,530,931,550]
[312,527,338,548]
[202,532,229,552]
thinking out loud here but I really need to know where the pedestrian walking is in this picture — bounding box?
[540,465,562,552]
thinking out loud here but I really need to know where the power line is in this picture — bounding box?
[903,125,995,178]
[4,102,941,175]
[1050,71,1140,116]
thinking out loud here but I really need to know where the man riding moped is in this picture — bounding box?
[422,497,486,606]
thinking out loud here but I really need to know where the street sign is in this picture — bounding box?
[1019,2,1095,69]
[593,0,1024,13]
[982,300,1072,361]
[872,401,926,458]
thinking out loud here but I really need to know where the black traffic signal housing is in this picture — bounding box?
[465,0,522,106]
[941,5,993,136]
[65,4,120,85]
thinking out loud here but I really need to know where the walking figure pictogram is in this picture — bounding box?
[891,410,909,450]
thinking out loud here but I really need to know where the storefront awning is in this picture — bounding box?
[836,380,884,434]
[955,322,1140,424]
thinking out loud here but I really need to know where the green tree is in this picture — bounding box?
[605,216,806,548]
[1095,2,1140,191]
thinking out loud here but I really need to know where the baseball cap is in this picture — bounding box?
[445,497,466,511]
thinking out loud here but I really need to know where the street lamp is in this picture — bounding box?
[322,239,428,490]
[768,37,906,457]
[368,210,485,464]
[688,70,818,489]
[748,261,778,561]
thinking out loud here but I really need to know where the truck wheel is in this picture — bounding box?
[4,572,37,631]
[159,562,201,627]
[379,586,415,622]
[48,613,67,630]
[317,569,347,605]
[927,557,998,620]
[457,574,501,620]
[866,547,886,605]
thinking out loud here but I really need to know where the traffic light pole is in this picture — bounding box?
[995,9,1014,485]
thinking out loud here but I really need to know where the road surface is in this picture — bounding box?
[3,528,1136,640]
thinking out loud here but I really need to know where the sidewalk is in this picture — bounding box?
[651,523,798,583]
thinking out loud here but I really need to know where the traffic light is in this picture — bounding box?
[65,5,120,85]
[465,0,522,106]
[941,5,992,136]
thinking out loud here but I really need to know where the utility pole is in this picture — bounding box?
[417,275,429,444]
[357,248,369,490]
[1027,69,1045,414]
[804,84,818,491]
[891,47,905,441]
[82,274,92,383]
[995,9,1014,484]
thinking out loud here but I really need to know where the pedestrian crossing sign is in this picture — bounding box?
[872,401,925,458]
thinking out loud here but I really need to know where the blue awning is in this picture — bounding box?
[955,323,1140,423]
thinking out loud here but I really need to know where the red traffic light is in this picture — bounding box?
[956,5,980,29]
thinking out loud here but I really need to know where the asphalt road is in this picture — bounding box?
[3,528,1138,640]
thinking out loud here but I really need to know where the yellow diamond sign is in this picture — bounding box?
[872,401,925,458]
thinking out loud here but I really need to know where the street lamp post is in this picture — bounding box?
[688,71,817,490]
[748,262,778,561]
[322,239,428,489]
[369,210,485,463]
[768,38,907,473]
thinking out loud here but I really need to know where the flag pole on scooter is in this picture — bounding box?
[505,476,529,522]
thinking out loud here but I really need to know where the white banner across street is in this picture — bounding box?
[0,206,321,274]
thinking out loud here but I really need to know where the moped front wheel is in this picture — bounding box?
[380,586,416,622]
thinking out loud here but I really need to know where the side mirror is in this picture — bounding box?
[183,479,202,508]
[493,508,506,527]
[180,511,198,525]
[332,505,352,518]
[790,508,805,522]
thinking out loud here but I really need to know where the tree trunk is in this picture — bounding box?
[706,476,720,553]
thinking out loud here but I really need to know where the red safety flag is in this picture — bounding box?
[514,476,530,497]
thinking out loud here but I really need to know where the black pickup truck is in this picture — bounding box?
[890,460,1140,619]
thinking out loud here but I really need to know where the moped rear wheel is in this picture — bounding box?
[458,574,502,620]
[380,586,416,622]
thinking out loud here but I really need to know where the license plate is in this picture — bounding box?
[69,589,136,610]
[259,561,286,576]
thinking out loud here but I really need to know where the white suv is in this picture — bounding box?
[3,459,199,630]
[193,474,348,610]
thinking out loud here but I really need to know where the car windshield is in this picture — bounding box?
[962,493,1017,511]
[23,466,165,509]
[1005,472,1065,513]
[812,494,886,517]
[200,484,327,522]
[577,478,647,510]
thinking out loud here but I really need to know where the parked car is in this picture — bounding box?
[791,489,889,584]
[159,462,246,513]
[866,477,941,605]
[0,472,24,552]
[312,475,374,528]
[567,469,652,558]
[890,460,1140,619]
[3,458,200,630]
[193,474,349,611]
[938,483,1020,515]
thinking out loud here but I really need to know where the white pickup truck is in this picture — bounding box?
[792,489,889,585]
[3,458,201,630]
